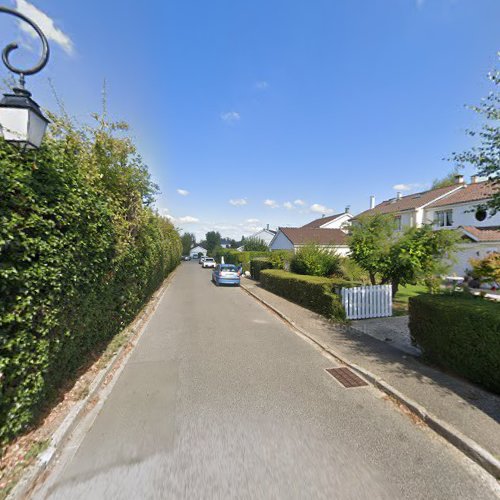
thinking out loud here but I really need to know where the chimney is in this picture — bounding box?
[322,214,325,218]
[370,195,375,209]
[266,223,269,230]
[345,205,350,214]
[396,192,402,200]
[454,174,464,184]
[470,175,478,184]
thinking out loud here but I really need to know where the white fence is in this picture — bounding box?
[340,285,392,320]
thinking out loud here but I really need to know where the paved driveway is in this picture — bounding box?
[35,262,498,499]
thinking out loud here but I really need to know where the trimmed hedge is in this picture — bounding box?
[215,249,270,272]
[259,270,359,320]
[409,294,500,393]
[250,258,273,280]
[0,120,182,444]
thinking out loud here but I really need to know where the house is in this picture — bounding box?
[220,239,233,249]
[237,225,277,251]
[269,211,352,255]
[189,245,207,259]
[301,210,353,230]
[355,175,499,276]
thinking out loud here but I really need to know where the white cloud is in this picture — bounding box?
[310,203,334,215]
[246,218,260,223]
[220,111,240,123]
[255,81,269,90]
[283,201,294,210]
[229,198,247,206]
[392,183,424,192]
[176,188,189,196]
[178,216,199,224]
[15,0,74,55]
[294,199,305,206]
[264,199,279,209]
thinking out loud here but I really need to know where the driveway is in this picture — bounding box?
[34,262,498,499]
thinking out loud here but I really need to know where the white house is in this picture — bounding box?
[301,211,353,230]
[356,175,499,276]
[269,211,352,255]
[189,245,207,259]
[238,225,277,251]
[220,239,233,249]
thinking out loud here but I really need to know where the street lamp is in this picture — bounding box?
[0,5,50,150]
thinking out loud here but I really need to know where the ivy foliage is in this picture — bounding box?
[0,113,181,445]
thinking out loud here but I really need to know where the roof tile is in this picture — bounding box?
[279,227,348,246]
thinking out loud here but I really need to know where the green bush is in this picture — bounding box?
[249,251,293,280]
[243,237,268,251]
[260,270,359,320]
[337,257,371,284]
[409,294,500,393]
[290,244,341,277]
[0,114,181,444]
[250,258,273,280]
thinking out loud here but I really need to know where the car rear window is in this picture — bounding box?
[205,258,214,262]
[221,265,237,272]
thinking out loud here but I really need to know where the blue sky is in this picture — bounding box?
[1,1,499,240]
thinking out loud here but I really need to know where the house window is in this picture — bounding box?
[394,216,402,231]
[436,210,453,227]
[475,208,487,222]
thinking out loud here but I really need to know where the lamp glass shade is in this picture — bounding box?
[0,89,49,149]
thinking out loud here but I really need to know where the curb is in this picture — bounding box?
[9,268,179,499]
[241,282,500,480]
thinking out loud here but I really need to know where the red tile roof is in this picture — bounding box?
[302,213,345,228]
[356,185,462,217]
[279,227,348,246]
[460,226,500,242]
[426,181,496,208]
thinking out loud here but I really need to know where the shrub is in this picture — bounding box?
[469,252,500,282]
[409,294,500,393]
[336,257,371,284]
[290,244,341,277]
[243,237,269,251]
[259,270,359,320]
[250,258,273,280]
[0,114,181,444]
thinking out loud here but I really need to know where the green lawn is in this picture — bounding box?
[393,284,427,316]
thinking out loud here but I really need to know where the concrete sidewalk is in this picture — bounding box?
[241,279,500,478]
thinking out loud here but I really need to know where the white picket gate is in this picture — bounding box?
[340,285,392,320]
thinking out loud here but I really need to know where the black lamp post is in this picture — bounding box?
[0,5,50,150]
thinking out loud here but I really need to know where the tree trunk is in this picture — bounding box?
[391,280,399,298]
[369,272,376,286]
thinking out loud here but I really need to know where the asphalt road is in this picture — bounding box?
[35,262,499,499]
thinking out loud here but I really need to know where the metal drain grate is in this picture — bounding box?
[326,367,368,388]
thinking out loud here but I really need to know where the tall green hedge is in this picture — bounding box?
[250,258,274,280]
[259,270,359,320]
[0,116,181,444]
[409,294,500,393]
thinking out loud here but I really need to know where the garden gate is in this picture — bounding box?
[340,285,392,320]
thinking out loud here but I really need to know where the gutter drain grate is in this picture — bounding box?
[326,367,368,388]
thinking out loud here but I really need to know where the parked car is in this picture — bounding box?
[182,256,191,261]
[199,256,206,265]
[212,264,240,286]
[202,257,216,268]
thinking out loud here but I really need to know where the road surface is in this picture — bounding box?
[35,262,499,499]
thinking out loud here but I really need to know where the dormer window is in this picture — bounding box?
[436,209,453,227]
